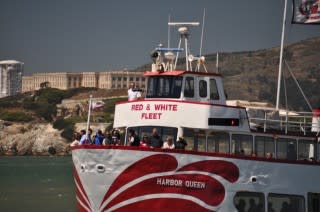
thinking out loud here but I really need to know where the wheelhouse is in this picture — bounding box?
[144,71,226,104]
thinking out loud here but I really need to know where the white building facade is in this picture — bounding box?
[0,60,24,98]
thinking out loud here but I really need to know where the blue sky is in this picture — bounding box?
[0,0,319,75]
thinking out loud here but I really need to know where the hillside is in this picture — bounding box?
[0,87,126,155]
[136,37,320,111]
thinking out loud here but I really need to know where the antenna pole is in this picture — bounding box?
[276,0,288,110]
[86,95,92,140]
[216,52,219,73]
[168,15,171,48]
[174,38,182,69]
[200,8,206,56]
[185,36,189,71]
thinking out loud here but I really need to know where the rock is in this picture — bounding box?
[0,123,70,156]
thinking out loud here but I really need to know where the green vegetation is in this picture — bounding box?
[53,117,85,142]
[21,87,98,121]
[0,93,25,108]
[0,111,33,122]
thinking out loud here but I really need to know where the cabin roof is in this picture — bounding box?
[144,70,222,77]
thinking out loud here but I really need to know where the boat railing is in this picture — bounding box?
[248,110,317,135]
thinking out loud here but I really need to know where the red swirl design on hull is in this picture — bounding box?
[105,174,224,210]
[100,154,178,208]
[99,154,239,211]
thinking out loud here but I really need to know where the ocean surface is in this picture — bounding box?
[0,156,76,212]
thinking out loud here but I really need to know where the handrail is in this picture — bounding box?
[248,110,317,135]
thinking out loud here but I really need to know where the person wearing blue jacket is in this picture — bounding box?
[94,130,104,145]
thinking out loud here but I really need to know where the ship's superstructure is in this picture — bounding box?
[72,21,320,212]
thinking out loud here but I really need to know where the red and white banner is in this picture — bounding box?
[292,0,320,24]
[92,100,105,109]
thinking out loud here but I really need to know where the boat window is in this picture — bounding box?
[182,129,206,152]
[298,139,315,161]
[308,193,320,212]
[127,126,177,145]
[231,134,253,156]
[162,127,178,142]
[146,76,183,98]
[255,136,274,158]
[199,80,207,98]
[209,79,219,100]
[184,77,194,98]
[276,138,297,160]
[196,131,206,152]
[183,128,195,151]
[207,132,230,153]
[234,191,264,212]
[268,193,305,212]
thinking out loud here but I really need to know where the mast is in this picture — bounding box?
[276,0,288,110]
[86,95,92,140]
[216,52,219,73]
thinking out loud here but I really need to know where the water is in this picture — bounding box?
[0,156,76,212]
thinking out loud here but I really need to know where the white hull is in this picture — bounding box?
[72,146,320,212]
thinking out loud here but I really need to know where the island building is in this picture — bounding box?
[22,70,146,92]
[0,60,24,98]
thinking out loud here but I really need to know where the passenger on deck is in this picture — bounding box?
[111,129,121,145]
[162,136,175,149]
[128,129,140,146]
[79,129,90,145]
[103,131,113,145]
[175,137,187,150]
[239,149,245,156]
[128,82,142,101]
[266,152,273,159]
[70,132,81,147]
[87,128,93,144]
[140,135,149,148]
[94,130,104,145]
[149,128,163,148]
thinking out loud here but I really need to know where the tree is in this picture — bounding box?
[40,81,50,89]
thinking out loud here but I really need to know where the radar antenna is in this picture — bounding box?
[168,22,200,71]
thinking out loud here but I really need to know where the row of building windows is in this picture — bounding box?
[234,191,319,212]
[183,129,316,161]
[112,77,145,82]
[111,83,145,89]
[21,71,145,92]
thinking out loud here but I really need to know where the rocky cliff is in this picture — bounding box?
[0,121,70,156]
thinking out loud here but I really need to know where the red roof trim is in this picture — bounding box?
[115,99,246,109]
[143,70,222,77]
[72,145,320,166]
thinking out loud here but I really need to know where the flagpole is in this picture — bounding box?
[276,0,288,110]
[86,95,92,140]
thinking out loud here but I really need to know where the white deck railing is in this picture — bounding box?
[248,110,318,135]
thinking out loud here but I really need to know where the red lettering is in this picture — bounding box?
[154,104,178,111]
[131,104,143,111]
[141,113,162,119]
[173,105,177,111]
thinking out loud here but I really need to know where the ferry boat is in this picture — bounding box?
[72,21,320,212]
